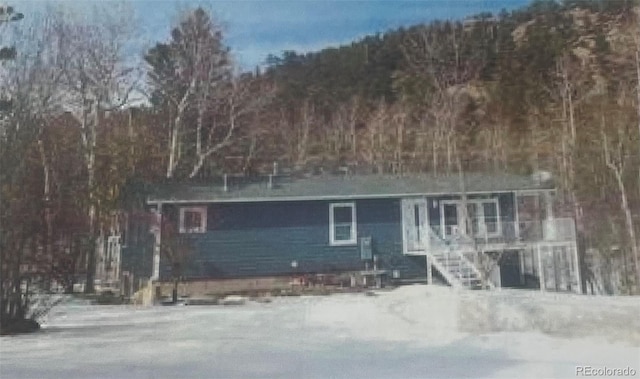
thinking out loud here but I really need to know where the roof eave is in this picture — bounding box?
[146,187,554,205]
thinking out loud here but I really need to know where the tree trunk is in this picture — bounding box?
[295,102,311,171]
[350,98,358,159]
[38,138,53,291]
[166,78,196,179]
[635,48,640,291]
[602,121,640,293]
[84,173,97,293]
[394,114,404,174]
[84,107,98,294]
[635,50,640,207]
[166,118,180,179]
[612,169,639,292]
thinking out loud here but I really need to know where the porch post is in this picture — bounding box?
[426,255,433,285]
[514,191,521,241]
[519,249,525,285]
[151,202,163,281]
[537,244,545,292]
[573,242,582,294]
[424,200,430,252]
[543,191,556,241]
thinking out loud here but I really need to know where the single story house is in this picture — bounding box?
[124,172,581,294]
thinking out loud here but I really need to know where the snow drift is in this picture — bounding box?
[1,285,638,379]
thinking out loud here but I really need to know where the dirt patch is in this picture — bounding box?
[0,318,40,336]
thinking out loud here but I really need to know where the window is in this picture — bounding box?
[464,199,500,237]
[330,203,356,245]
[440,198,501,238]
[179,206,207,233]
[482,201,499,235]
[414,204,422,243]
[443,202,459,237]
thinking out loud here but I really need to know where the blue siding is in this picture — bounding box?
[158,192,519,281]
[160,199,426,281]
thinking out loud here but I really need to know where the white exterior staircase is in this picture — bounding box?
[425,227,491,289]
[429,249,487,289]
[401,198,494,289]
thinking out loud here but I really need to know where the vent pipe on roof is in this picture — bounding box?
[531,170,552,185]
[223,174,228,192]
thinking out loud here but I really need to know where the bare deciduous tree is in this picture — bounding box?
[146,7,232,179]
[601,112,640,291]
[159,218,193,304]
[52,4,139,293]
[189,74,273,178]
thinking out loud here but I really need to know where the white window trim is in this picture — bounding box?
[329,202,357,246]
[439,198,502,238]
[179,206,207,234]
[478,198,501,238]
[440,200,462,238]
[401,198,429,255]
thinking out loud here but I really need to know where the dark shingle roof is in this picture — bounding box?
[147,173,554,204]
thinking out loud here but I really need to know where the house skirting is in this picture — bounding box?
[155,276,299,298]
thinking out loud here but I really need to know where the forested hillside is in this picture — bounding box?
[257,0,640,296]
[1,0,639,332]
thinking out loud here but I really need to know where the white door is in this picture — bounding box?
[402,198,428,253]
[440,199,501,239]
[442,201,463,238]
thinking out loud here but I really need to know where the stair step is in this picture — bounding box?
[453,275,478,281]
[430,251,488,290]
[450,268,473,273]
[447,266,475,272]
[456,276,480,281]
[439,258,463,263]
[452,271,479,277]
[437,260,463,265]
[453,270,478,277]
[440,260,464,266]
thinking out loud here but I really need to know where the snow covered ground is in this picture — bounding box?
[1,285,639,379]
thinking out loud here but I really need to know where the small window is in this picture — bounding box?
[330,203,356,245]
[179,206,207,233]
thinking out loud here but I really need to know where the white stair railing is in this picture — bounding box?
[425,225,491,289]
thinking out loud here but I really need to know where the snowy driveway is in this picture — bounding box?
[1,286,639,379]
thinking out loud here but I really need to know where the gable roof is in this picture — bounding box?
[147,173,554,204]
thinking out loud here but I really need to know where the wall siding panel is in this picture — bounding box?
[158,193,518,282]
[160,198,427,281]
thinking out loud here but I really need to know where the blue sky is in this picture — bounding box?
[22,0,532,69]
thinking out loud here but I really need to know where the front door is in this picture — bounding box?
[440,199,501,239]
[402,198,428,253]
[442,201,464,238]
